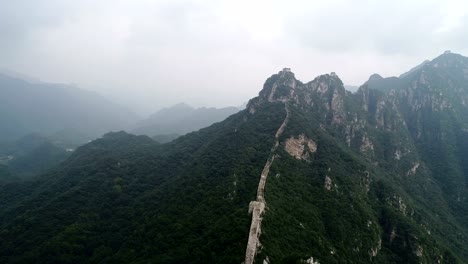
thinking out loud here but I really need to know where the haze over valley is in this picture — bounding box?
[1,1,468,263]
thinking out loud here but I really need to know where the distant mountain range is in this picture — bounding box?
[0,73,137,142]
[132,102,243,137]
[344,84,359,92]
[0,71,248,181]
[0,71,245,145]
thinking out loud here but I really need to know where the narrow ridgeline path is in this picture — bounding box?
[244,103,290,264]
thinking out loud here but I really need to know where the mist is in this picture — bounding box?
[1,0,467,115]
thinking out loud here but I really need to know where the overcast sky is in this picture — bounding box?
[1,0,468,115]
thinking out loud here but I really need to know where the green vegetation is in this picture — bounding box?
[0,102,286,264]
[0,133,70,179]
[1,52,468,263]
[0,164,18,184]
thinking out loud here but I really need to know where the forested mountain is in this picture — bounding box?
[1,52,468,263]
[0,73,137,142]
[0,164,18,184]
[0,133,71,179]
[132,103,241,137]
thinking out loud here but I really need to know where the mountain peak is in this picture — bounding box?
[170,102,193,110]
[279,67,295,78]
[431,50,467,67]
[318,72,343,83]
[257,68,299,103]
[368,73,383,81]
[439,50,459,58]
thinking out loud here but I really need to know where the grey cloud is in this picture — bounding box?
[0,0,59,58]
[126,2,252,54]
[0,0,467,115]
[443,15,468,50]
[0,0,107,61]
[287,1,444,55]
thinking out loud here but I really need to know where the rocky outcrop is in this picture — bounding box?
[406,162,420,176]
[360,133,375,157]
[243,57,468,262]
[324,175,333,191]
[369,239,382,257]
[284,134,317,161]
[305,256,320,264]
[415,245,424,257]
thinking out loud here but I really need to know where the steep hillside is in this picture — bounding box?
[1,53,468,264]
[0,133,70,178]
[0,102,285,263]
[0,164,18,184]
[250,63,468,263]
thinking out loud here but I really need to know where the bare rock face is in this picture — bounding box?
[394,149,402,160]
[330,87,346,125]
[284,134,317,161]
[248,106,256,114]
[316,81,329,96]
[246,68,299,115]
[362,171,371,193]
[305,256,320,264]
[390,194,408,215]
[360,133,375,157]
[324,175,333,191]
[264,68,298,103]
[369,239,382,257]
[406,162,420,176]
[415,245,424,257]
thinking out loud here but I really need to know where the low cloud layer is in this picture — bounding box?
[1,0,467,114]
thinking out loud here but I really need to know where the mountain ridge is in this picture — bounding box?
[132,103,242,137]
[1,52,468,263]
[0,73,138,142]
